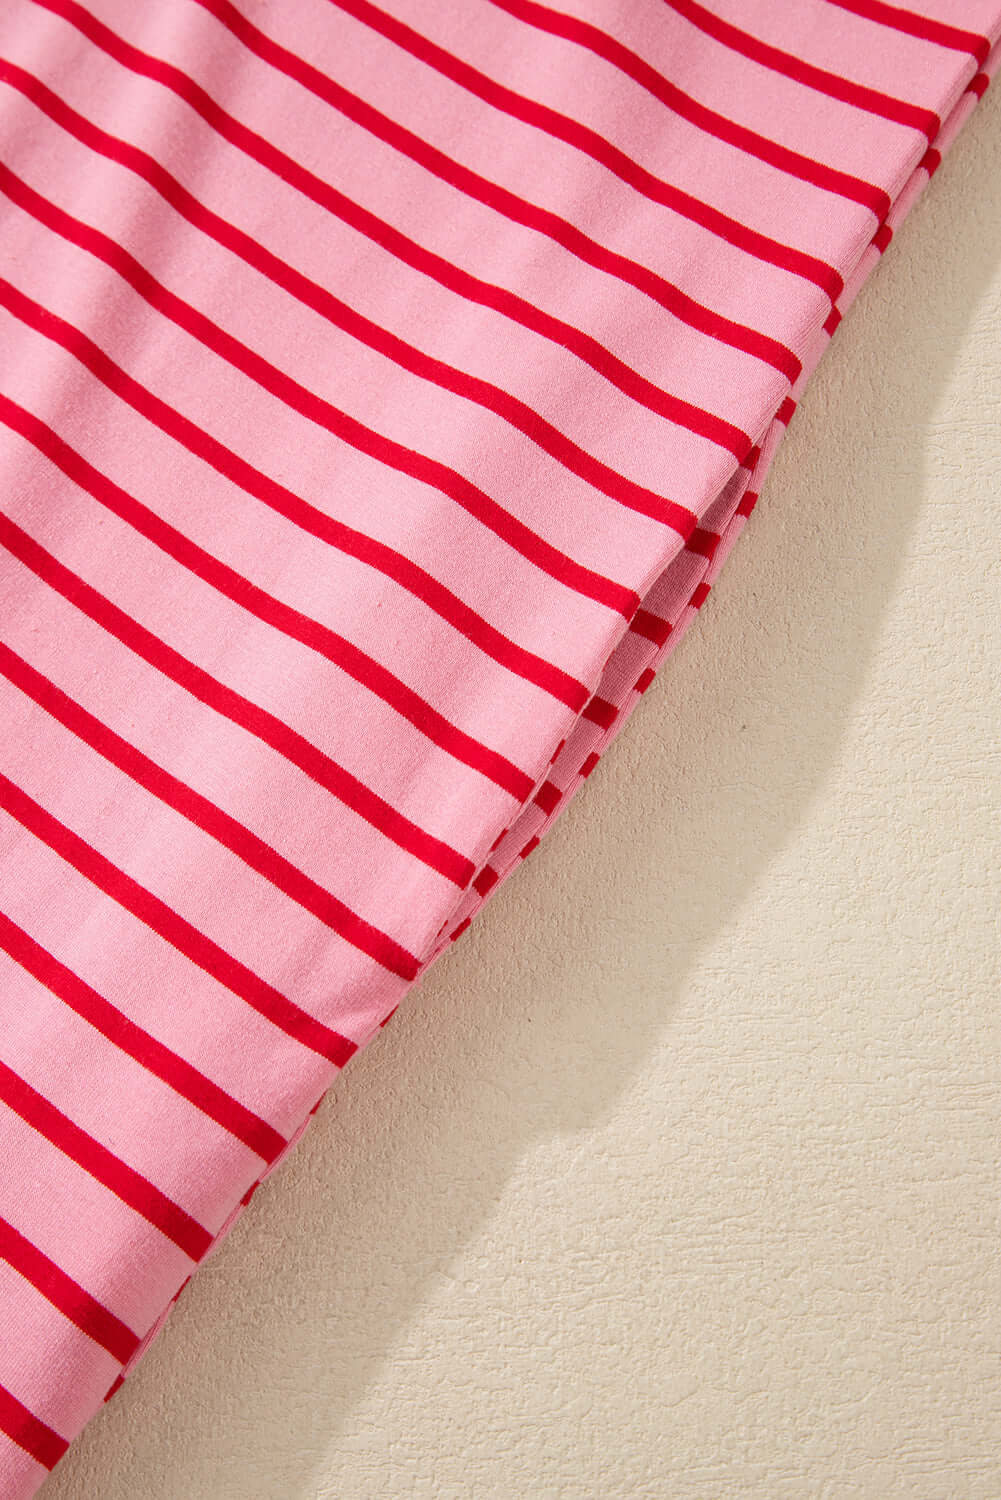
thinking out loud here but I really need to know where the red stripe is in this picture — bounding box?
[0,393,482,880]
[0,771,370,1056]
[1,569,436,962]
[38,0,801,384]
[0,591,420,978]
[825,0,991,67]
[0,318,622,686]
[0,1383,67,1471]
[0,461,475,894]
[687,526,720,560]
[625,514,721,646]
[664,0,939,138]
[0,284,633,638]
[331,0,804,378]
[0,75,740,506]
[630,608,672,648]
[0,1213,139,1364]
[0,906,285,1164]
[5,27,638,653]
[449,916,472,943]
[1,62,677,583]
[194,0,845,305]
[534,780,561,816]
[0,1057,212,1261]
[0,301,532,809]
[489,0,891,217]
[582,695,618,730]
[472,864,499,897]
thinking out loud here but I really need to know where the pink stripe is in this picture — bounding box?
[826,0,991,67]
[0,290,631,657]
[0,240,635,619]
[0,770,370,1053]
[0,64,742,492]
[0,1215,139,1365]
[329,0,806,375]
[0,324,530,807]
[0,392,485,876]
[663,0,939,137]
[0,1059,212,1261]
[486,0,892,216]
[35,0,801,384]
[0,141,601,778]
[192,0,845,303]
[0,906,285,1164]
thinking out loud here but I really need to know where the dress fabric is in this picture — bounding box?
[0,0,998,1491]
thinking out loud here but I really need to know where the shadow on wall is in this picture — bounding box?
[44,87,1001,1500]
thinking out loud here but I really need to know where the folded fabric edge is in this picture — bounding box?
[75,53,999,1442]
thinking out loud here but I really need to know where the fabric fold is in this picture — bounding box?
[0,1,998,1491]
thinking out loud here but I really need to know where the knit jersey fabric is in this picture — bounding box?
[0,1,998,1491]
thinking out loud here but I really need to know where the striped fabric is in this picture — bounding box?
[0,0,997,1490]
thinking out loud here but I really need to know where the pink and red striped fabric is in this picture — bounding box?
[0,1,998,1490]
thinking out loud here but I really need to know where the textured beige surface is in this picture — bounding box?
[45,88,1000,1500]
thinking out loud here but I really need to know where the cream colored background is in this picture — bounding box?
[46,88,1000,1500]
